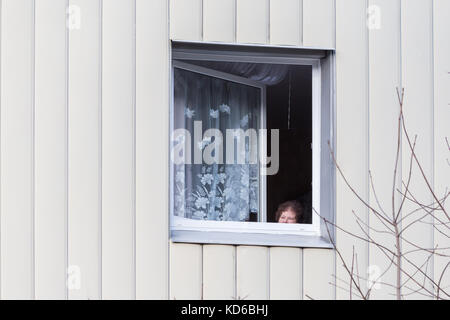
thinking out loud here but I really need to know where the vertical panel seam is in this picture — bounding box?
[329,0,335,300]
[268,0,271,44]
[201,0,205,41]
[398,0,403,294]
[201,245,205,299]
[99,0,103,300]
[334,0,337,49]
[233,245,237,299]
[331,0,335,301]
[233,0,237,43]
[201,0,204,41]
[132,0,137,300]
[333,0,336,48]
[430,0,435,290]
[200,245,203,299]
[267,247,270,299]
[235,246,238,298]
[333,50,337,299]
[65,0,70,301]
[300,249,303,299]
[167,0,172,300]
[299,0,303,46]
[31,0,36,300]
[267,0,270,44]
[302,0,305,47]
[366,0,370,298]
[333,0,337,300]
[0,0,2,300]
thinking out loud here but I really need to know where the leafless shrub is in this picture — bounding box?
[316,88,450,300]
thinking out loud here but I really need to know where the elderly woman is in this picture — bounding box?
[275,200,303,224]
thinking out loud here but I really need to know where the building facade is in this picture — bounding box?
[0,0,449,300]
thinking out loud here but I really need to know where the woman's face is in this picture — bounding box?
[278,208,297,223]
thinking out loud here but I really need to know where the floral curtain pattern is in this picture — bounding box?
[173,67,260,221]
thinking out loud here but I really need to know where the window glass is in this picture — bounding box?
[172,67,261,222]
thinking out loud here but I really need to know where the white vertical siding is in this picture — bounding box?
[303,249,334,299]
[269,0,302,46]
[236,246,269,299]
[67,0,101,300]
[368,0,401,300]
[303,0,335,48]
[135,0,169,300]
[101,0,135,299]
[34,0,68,299]
[433,0,450,295]
[0,0,447,301]
[203,245,236,299]
[203,0,235,43]
[0,0,34,299]
[170,243,203,299]
[400,0,434,299]
[335,0,369,300]
[269,247,303,300]
[236,0,269,44]
[170,0,202,41]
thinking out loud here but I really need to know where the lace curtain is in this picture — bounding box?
[173,67,260,221]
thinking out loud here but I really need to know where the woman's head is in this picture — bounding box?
[276,201,303,223]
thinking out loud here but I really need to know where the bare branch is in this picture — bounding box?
[320,87,450,299]
[399,93,449,220]
[328,142,394,227]
[437,261,450,300]
[369,170,389,218]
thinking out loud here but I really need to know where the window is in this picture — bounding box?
[170,42,335,248]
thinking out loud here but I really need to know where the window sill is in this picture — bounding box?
[170,230,334,248]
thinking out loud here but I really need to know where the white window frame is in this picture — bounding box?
[169,42,335,248]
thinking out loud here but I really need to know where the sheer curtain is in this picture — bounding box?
[173,67,260,221]
[188,60,289,86]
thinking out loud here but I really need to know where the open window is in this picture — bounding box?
[170,42,335,248]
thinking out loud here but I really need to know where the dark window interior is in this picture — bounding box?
[266,65,312,224]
